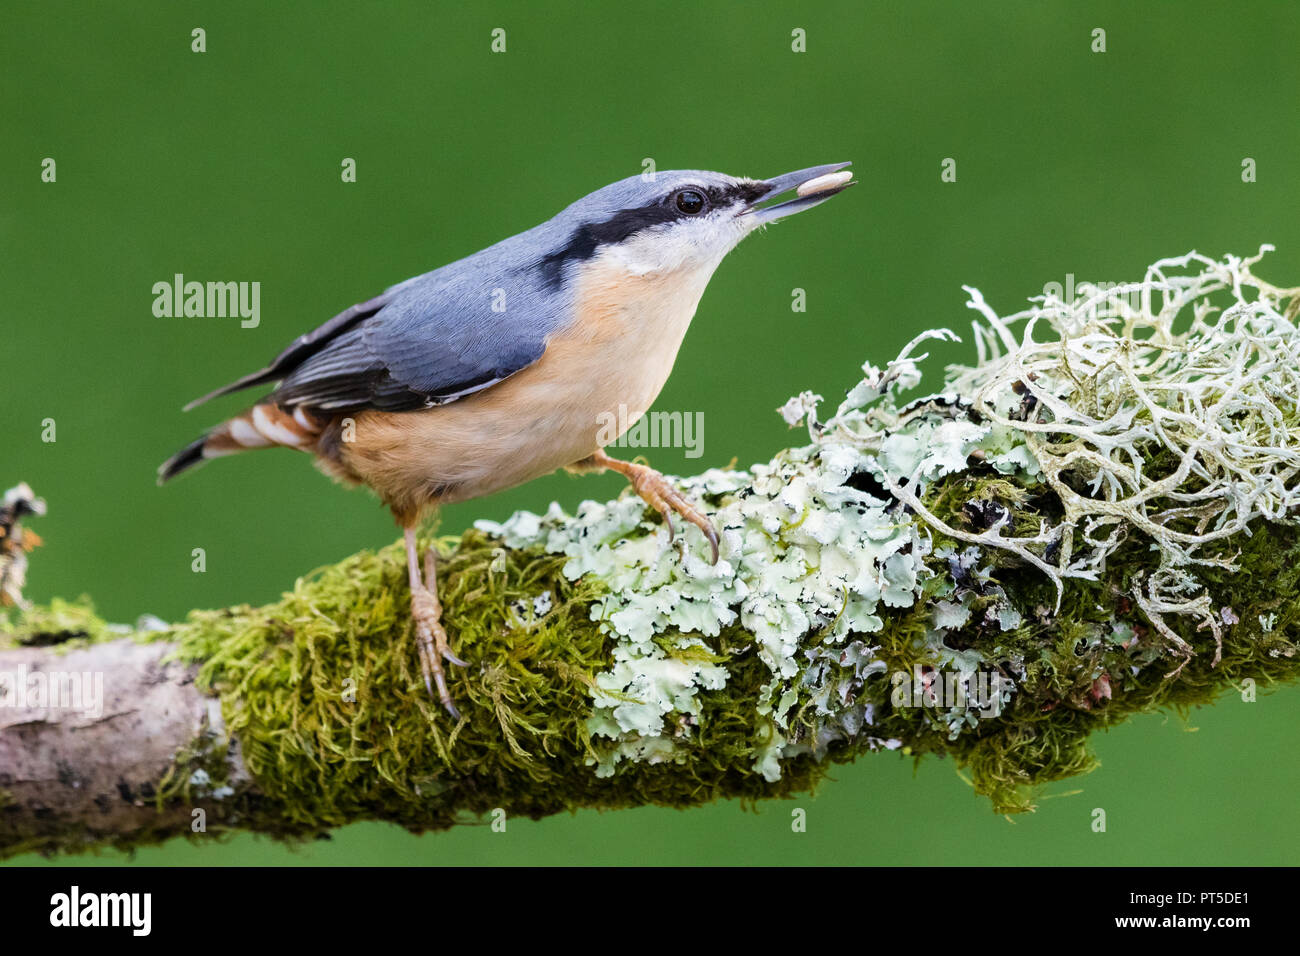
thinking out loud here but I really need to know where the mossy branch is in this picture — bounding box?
[3,248,1299,859]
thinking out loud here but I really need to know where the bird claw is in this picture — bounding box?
[410,586,465,718]
[628,468,720,565]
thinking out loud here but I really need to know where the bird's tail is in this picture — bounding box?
[157,403,326,484]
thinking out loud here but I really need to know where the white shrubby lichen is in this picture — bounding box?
[941,247,1300,669]
[477,249,1300,779]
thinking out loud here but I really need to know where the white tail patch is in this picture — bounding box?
[160,403,325,483]
[228,417,272,448]
[252,405,312,446]
[206,403,322,458]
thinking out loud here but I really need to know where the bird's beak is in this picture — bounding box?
[743,162,855,224]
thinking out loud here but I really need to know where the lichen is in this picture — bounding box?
[478,248,1300,804]
[477,327,1038,781]
[943,247,1300,664]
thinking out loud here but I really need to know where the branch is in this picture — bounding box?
[4,249,1300,859]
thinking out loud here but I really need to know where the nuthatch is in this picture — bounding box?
[159,162,855,716]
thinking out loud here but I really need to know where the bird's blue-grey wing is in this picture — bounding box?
[263,264,562,414]
[184,216,576,415]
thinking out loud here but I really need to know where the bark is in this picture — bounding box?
[0,639,234,856]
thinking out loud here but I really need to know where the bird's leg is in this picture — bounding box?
[578,448,719,564]
[403,527,467,718]
[424,545,470,669]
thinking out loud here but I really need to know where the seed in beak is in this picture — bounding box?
[796,170,854,197]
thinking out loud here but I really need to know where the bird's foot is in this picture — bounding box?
[623,463,720,565]
[408,546,468,719]
[573,450,720,564]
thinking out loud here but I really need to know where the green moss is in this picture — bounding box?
[182,504,1292,824]
[0,596,123,650]
[148,529,834,839]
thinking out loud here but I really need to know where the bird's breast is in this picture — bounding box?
[334,256,715,515]
[561,255,715,417]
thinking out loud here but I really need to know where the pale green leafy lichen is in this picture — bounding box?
[478,330,1038,780]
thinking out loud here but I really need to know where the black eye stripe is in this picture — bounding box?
[534,179,772,289]
[705,181,770,207]
[536,206,678,288]
[671,181,769,211]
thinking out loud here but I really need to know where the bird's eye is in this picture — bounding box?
[674,189,707,215]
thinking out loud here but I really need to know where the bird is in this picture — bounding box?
[159,162,856,717]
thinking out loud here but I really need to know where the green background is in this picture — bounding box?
[3,0,1297,865]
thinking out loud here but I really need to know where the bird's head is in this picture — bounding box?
[540,163,855,279]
